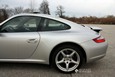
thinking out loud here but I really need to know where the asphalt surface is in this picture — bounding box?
[0,24,115,77]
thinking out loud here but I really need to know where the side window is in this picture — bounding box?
[1,16,41,32]
[41,19,70,31]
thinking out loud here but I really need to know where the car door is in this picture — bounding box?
[0,16,41,59]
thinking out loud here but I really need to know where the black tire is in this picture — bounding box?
[52,44,84,73]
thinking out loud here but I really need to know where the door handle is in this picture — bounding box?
[27,39,38,43]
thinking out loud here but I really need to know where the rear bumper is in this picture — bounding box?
[81,40,108,63]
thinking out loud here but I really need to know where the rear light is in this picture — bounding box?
[93,36,105,43]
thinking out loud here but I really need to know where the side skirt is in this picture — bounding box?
[0,59,47,64]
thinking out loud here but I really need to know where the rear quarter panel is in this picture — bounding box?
[30,30,99,64]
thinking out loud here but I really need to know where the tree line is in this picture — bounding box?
[63,15,115,24]
[0,0,115,24]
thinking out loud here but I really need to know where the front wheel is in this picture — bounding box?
[52,45,83,73]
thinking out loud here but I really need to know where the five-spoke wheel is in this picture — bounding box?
[52,45,83,73]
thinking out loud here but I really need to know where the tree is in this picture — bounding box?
[29,0,35,12]
[39,0,50,14]
[6,8,13,17]
[0,9,8,22]
[0,4,9,22]
[13,7,24,14]
[23,8,31,13]
[0,4,10,16]
[55,5,65,17]
[1,4,9,9]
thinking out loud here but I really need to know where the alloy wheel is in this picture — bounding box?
[55,48,80,72]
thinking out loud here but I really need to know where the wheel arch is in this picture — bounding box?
[49,42,87,65]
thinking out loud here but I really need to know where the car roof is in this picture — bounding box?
[1,13,84,31]
[11,13,78,26]
[14,13,57,19]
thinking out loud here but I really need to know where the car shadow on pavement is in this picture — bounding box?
[0,60,111,77]
[0,62,72,76]
[0,61,102,73]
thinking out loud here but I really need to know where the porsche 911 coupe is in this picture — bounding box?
[0,14,108,73]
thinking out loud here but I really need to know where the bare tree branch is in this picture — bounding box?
[13,7,24,15]
[39,0,50,15]
[55,5,65,17]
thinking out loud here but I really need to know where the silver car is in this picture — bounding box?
[0,14,108,73]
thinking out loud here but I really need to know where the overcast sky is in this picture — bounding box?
[0,0,115,17]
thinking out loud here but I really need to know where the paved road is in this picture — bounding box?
[0,25,115,77]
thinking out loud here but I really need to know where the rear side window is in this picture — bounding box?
[41,19,70,31]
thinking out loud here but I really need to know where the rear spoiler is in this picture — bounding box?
[90,26,102,33]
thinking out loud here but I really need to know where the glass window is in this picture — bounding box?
[41,19,70,31]
[1,16,41,32]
